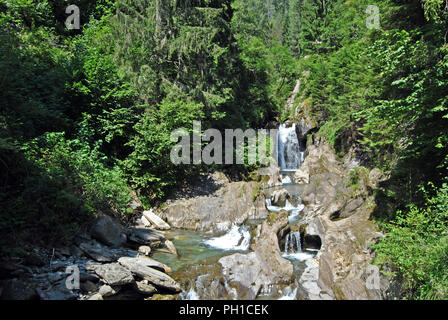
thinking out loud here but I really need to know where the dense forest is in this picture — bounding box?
[1,0,448,299]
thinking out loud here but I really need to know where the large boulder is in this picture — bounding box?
[90,215,127,247]
[219,252,266,300]
[127,227,165,245]
[93,263,134,286]
[218,211,293,299]
[78,241,119,263]
[118,257,181,293]
[157,180,268,232]
[270,189,290,207]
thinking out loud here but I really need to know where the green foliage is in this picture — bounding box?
[122,91,205,199]
[24,132,131,217]
[374,184,448,299]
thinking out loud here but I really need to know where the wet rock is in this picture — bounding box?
[270,189,290,207]
[93,263,134,286]
[164,240,178,257]
[173,257,232,300]
[118,257,181,292]
[259,162,282,188]
[142,210,171,230]
[1,279,37,300]
[90,214,127,247]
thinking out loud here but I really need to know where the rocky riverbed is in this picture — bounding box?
[0,121,399,301]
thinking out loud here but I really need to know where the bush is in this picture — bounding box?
[374,183,448,299]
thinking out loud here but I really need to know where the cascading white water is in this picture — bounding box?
[265,198,304,215]
[282,231,314,261]
[278,286,298,300]
[278,124,303,171]
[284,231,302,254]
[204,224,250,251]
[183,288,200,300]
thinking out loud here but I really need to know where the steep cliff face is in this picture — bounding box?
[294,135,395,299]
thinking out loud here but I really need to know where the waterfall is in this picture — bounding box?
[282,231,314,261]
[204,224,251,251]
[284,231,302,254]
[278,124,302,171]
[278,286,298,300]
[183,288,199,300]
[266,198,304,214]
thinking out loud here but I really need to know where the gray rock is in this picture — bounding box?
[127,227,165,245]
[47,272,65,283]
[298,139,387,300]
[293,168,310,184]
[118,257,181,292]
[130,191,143,211]
[79,241,119,262]
[219,211,293,299]
[80,271,99,283]
[88,293,103,300]
[157,180,268,232]
[90,214,127,247]
[142,210,171,230]
[36,282,77,300]
[128,256,172,273]
[99,284,120,297]
[270,189,290,207]
[134,281,157,295]
[80,280,97,293]
[138,246,151,256]
[164,240,178,257]
[93,263,134,286]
